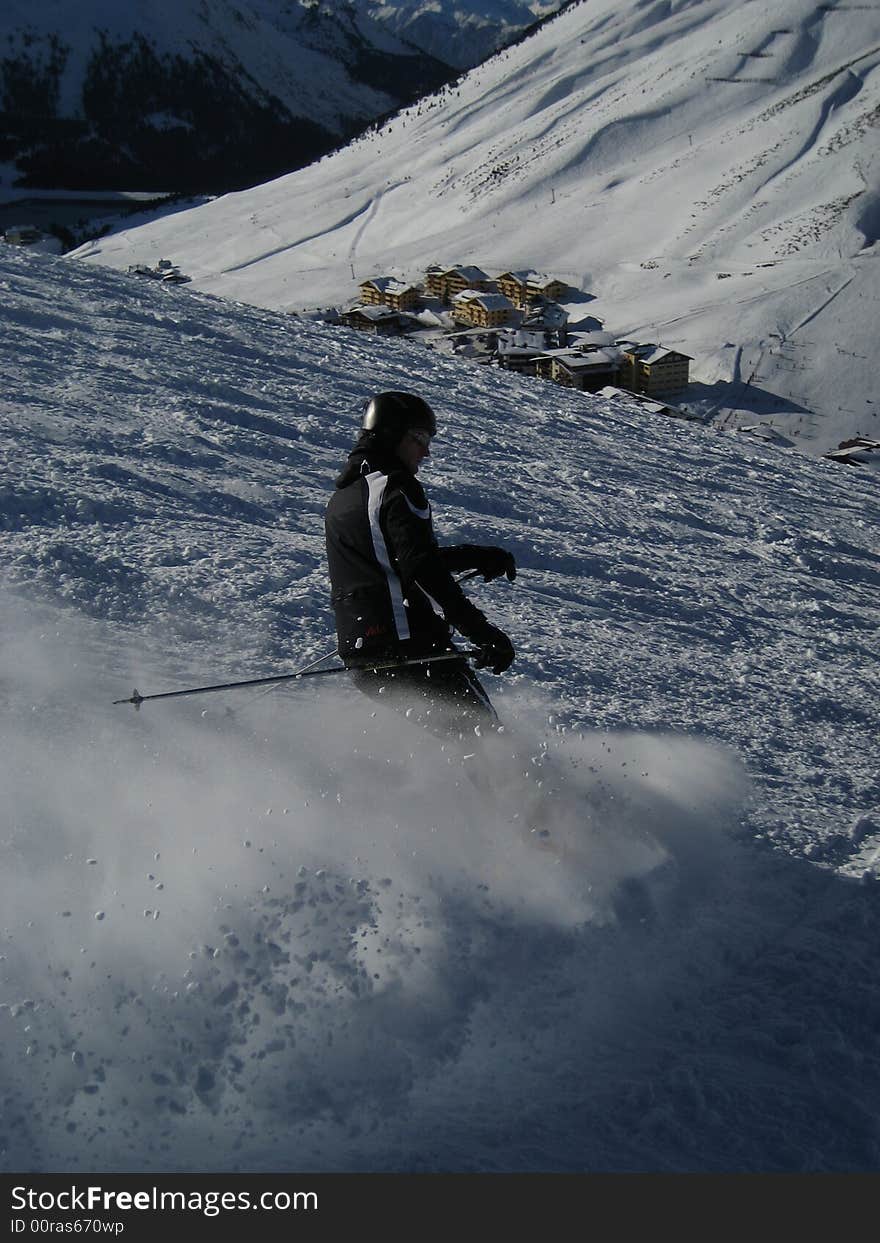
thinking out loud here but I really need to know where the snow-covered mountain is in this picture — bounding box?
[2,244,879,1173]
[354,1,571,69]
[0,0,452,192]
[76,0,880,455]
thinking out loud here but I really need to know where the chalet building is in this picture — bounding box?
[521,299,569,345]
[452,289,516,329]
[534,346,621,392]
[567,328,616,353]
[619,344,692,395]
[445,328,499,359]
[341,305,404,335]
[823,436,880,467]
[428,265,492,304]
[358,276,421,312]
[424,264,445,296]
[3,224,63,254]
[496,308,569,373]
[5,225,43,245]
[496,326,554,374]
[127,261,190,283]
[597,386,703,423]
[496,270,569,310]
[733,424,795,447]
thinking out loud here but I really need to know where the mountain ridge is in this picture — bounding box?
[350,0,571,68]
[0,0,453,192]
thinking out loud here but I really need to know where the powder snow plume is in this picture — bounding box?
[1,594,749,1172]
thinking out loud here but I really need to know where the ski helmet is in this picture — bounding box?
[361,391,437,444]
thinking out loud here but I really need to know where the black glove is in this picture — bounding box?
[473,546,517,582]
[470,622,515,675]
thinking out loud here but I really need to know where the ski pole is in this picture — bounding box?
[113,650,482,710]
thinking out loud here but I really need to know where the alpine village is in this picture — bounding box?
[334,261,698,425]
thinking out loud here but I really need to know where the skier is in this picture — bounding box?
[324,390,517,740]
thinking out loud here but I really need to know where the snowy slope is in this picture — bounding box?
[2,246,879,1173]
[76,0,880,454]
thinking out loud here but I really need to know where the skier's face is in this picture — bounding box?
[396,427,431,474]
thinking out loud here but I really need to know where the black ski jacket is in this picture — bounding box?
[325,438,494,663]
